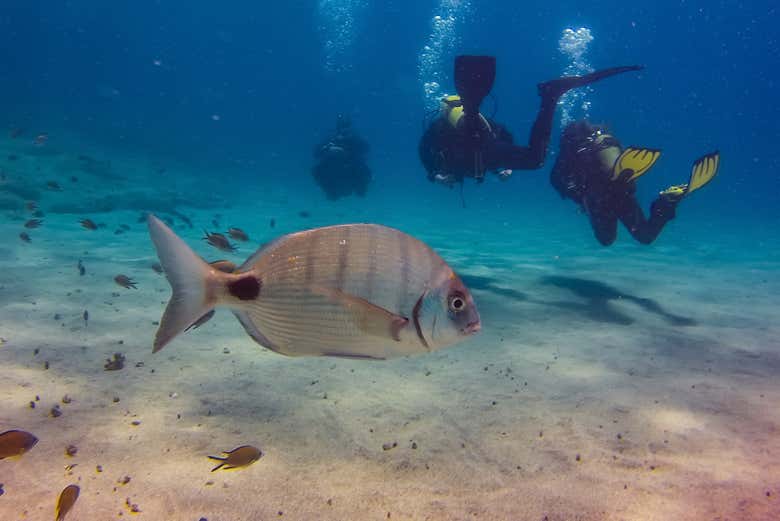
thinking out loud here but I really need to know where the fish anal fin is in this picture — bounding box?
[313,287,408,341]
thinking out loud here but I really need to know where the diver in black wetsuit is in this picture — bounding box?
[550,120,720,246]
[312,114,372,200]
[419,55,643,186]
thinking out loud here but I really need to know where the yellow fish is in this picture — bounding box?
[0,430,38,459]
[55,484,79,521]
[208,445,262,472]
[147,215,480,360]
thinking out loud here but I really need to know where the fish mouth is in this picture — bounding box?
[462,320,481,335]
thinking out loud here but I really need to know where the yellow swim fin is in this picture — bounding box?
[685,151,720,195]
[611,147,662,182]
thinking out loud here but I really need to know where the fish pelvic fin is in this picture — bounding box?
[147,214,219,353]
[313,286,409,341]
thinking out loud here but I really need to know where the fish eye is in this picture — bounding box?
[448,293,466,312]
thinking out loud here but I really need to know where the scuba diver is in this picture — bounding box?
[312,114,372,200]
[550,120,720,246]
[419,55,643,187]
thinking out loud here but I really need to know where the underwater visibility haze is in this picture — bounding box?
[0,1,778,519]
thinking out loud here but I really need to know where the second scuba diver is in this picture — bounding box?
[419,55,643,187]
[549,120,720,246]
[312,114,372,200]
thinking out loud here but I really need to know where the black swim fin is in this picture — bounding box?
[454,55,496,117]
[538,65,644,100]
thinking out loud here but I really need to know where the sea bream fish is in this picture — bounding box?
[147,215,480,360]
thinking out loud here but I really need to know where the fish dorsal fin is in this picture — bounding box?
[686,151,720,194]
[611,147,661,182]
[313,286,408,341]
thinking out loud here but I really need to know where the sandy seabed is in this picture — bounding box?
[1,143,778,521]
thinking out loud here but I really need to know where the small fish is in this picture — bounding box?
[114,275,137,289]
[270,218,275,228]
[70,176,78,183]
[25,201,38,212]
[79,219,97,230]
[46,180,62,191]
[55,484,79,521]
[19,232,31,243]
[298,211,311,218]
[104,352,125,371]
[83,310,89,325]
[24,218,43,229]
[208,445,262,472]
[34,133,49,147]
[203,231,236,253]
[147,215,480,359]
[77,260,85,276]
[185,309,215,332]
[7,154,18,161]
[210,259,237,273]
[151,262,163,274]
[0,429,38,459]
[227,227,249,242]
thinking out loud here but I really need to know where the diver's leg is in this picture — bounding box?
[617,194,677,245]
[585,194,619,246]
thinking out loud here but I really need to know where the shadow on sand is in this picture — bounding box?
[460,274,528,302]
[539,275,696,327]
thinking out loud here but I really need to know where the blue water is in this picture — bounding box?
[3,1,778,219]
[1,1,779,519]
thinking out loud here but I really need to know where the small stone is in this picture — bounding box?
[65,444,78,456]
[616,433,622,440]
[131,420,141,426]
[44,361,50,370]
[50,405,62,418]
[382,442,396,451]
[96,465,103,472]
[223,347,230,354]
[205,481,214,486]
[113,396,120,403]
[327,499,332,506]
[411,442,417,450]
[62,395,72,404]
[119,475,131,485]
[29,401,35,409]
[35,395,40,401]
[575,454,581,462]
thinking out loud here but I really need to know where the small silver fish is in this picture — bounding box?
[147,215,480,360]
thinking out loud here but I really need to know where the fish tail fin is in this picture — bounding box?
[207,455,227,472]
[147,214,218,353]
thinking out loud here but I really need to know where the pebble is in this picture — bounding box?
[62,395,72,404]
[65,445,78,457]
[51,405,62,418]
[96,465,103,473]
[382,442,397,451]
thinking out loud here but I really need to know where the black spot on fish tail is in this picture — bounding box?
[412,292,429,350]
[227,276,261,300]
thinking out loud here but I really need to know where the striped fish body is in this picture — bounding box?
[148,217,480,360]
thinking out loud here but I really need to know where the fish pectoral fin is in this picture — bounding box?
[313,286,409,341]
